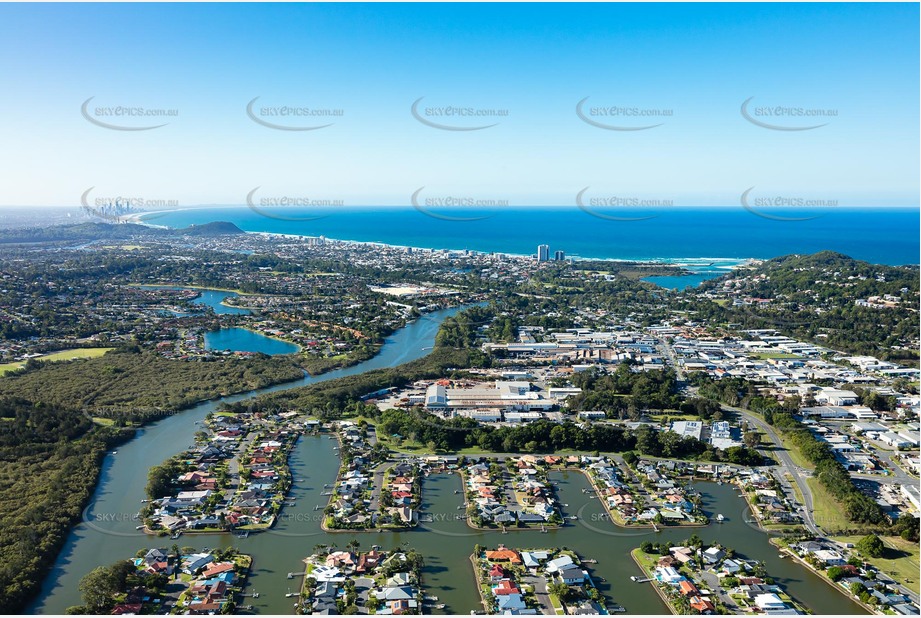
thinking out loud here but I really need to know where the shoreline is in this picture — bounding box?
[629,549,678,615]
[579,466,710,530]
[125,208,756,271]
[769,538,876,615]
[204,325,304,356]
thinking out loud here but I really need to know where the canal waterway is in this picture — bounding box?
[28,305,865,615]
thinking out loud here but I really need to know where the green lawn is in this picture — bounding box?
[835,535,920,595]
[648,412,700,422]
[784,473,806,505]
[0,347,114,375]
[0,361,23,376]
[548,593,565,615]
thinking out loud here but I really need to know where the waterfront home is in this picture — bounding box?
[702,547,725,564]
[813,549,846,566]
[485,548,522,564]
[182,553,214,574]
[654,566,685,585]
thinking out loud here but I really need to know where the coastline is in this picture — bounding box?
[125,207,756,272]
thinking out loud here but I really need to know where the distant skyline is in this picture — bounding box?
[0,2,918,207]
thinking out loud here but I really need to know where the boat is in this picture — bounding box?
[424,595,439,602]
[716,513,725,522]
[436,604,446,609]
[567,515,578,520]
[285,593,297,598]
[135,525,144,530]
[630,576,638,582]
[610,606,627,613]
[170,531,182,539]
[111,451,117,455]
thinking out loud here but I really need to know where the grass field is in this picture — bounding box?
[0,347,114,376]
[835,535,920,595]
[806,477,855,533]
[774,432,812,469]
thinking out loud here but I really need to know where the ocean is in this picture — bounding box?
[143,205,919,277]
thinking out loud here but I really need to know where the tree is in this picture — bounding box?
[856,534,885,558]
[827,566,847,582]
[547,581,572,601]
[743,431,761,449]
[79,566,120,612]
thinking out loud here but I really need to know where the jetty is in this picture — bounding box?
[630,576,653,583]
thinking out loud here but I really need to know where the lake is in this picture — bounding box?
[204,327,300,355]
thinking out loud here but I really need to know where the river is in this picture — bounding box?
[28,305,865,615]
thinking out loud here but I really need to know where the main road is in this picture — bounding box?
[658,337,822,535]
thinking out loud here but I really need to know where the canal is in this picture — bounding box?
[28,306,865,615]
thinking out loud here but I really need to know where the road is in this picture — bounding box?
[658,337,822,535]
[367,462,392,514]
[722,403,822,536]
[697,570,740,612]
[521,574,555,615]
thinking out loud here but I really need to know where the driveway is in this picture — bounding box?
[522,574,555,615]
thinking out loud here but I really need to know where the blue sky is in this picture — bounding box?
[0,2,917,207]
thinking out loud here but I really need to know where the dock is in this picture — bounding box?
[630,576,653,583]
